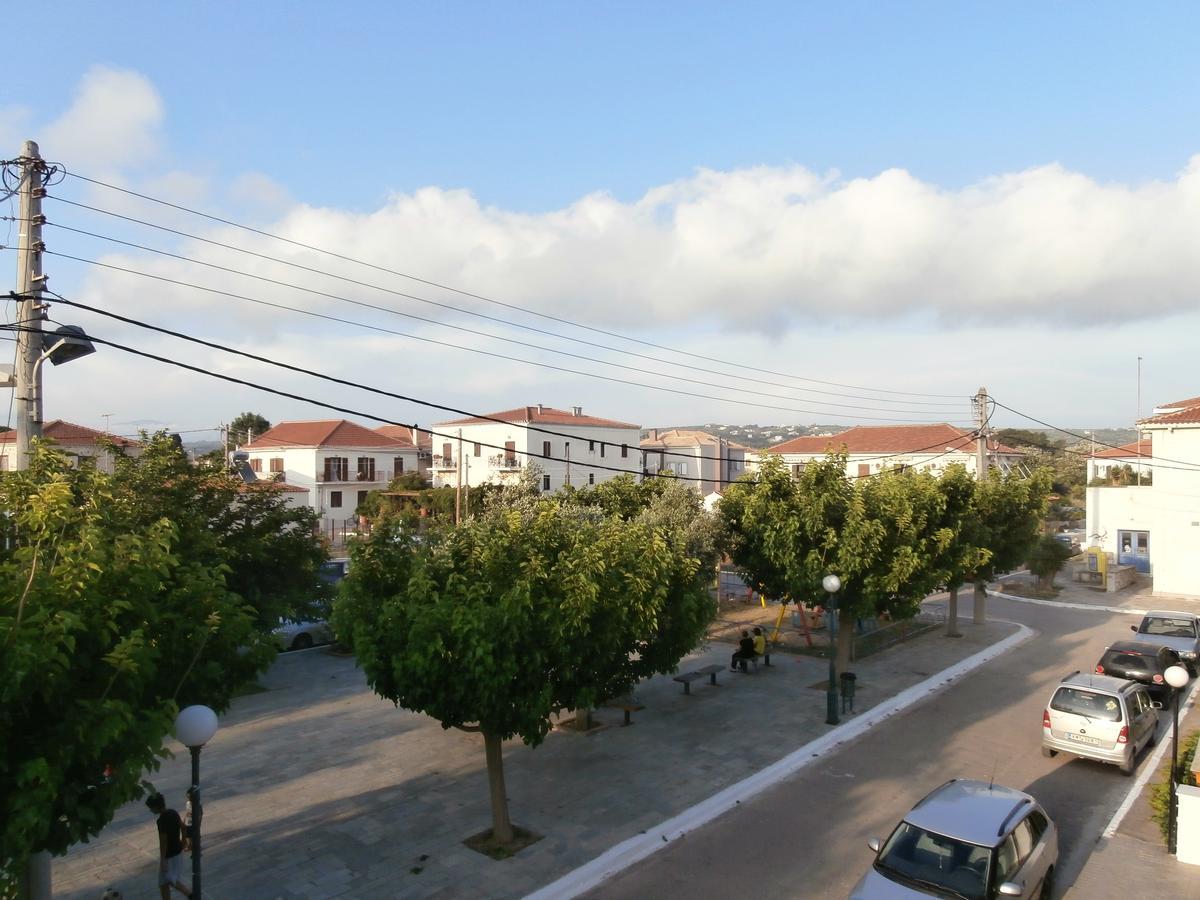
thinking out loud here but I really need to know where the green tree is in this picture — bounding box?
[333,495,714,846]
[0,444,277,890]
[925,465,989,638]
[967,469,1053,619]
[111,433,328,625]
[228,411,272,447]
[1026,534,1075,590]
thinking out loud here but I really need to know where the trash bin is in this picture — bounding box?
[840,672,857,713]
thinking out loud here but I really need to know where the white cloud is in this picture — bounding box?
[42,66,164,171]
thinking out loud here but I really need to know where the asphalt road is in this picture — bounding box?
[586,595,1168,899]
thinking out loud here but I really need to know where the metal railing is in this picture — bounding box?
[316,468,391,483]
[488,454,520,469]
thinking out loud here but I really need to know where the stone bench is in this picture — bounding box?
[673,663,725,695]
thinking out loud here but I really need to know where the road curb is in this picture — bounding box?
[988,589,1147,617]
[525,621,1035,900]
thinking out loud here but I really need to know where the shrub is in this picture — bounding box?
[1150,728,1200,842]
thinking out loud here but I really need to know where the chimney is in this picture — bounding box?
[651,428,658,440]
[537,403,544,414]
[572,406,582,417]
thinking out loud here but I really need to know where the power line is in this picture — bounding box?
[43,202,966,412]
[41,252,971,425]
[57,171,965,400]
[41,221,968,417]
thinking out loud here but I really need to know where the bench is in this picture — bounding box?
[603,700,646,726]
[743,650,772,672]
[673,663,725,695]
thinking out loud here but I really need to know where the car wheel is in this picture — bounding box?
[1041,747,1057,759]
[1039,866,1055,900]
[291,633,314,651]
[1120,755,1135,776]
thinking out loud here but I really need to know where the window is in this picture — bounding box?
[588,473,595,485]
[504,441,516,464]
[394,456,405,474]
[474,442,482,457]
[269,457,284,473]
[600,443,606,458]
[621,444,628,458]
[995,834,1019,885]
[250,458,262,472]
[589,440,595,452]
[542,474,551,491]
[1026,810,1049,843]
[324,456,349,481]
[442,442,453,459]
[330,491,343,508]
[857,464,870,477]
[543,440,551,458]
[357,457,375,481]
[357,490,369,508]
[1011,818,1034,865]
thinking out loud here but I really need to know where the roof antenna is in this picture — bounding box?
[988,758,998,791]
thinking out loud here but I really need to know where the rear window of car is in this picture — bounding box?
[1142,617,1198,638]
[1101,650,1158,673]
[1051,687,1123,721]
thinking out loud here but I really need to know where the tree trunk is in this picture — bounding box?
[972,580,987,625]
[836,608,854,676]
[482,730,514,844]
[18,851,51,900]
[570,707,592,731]
[946,586,961,637]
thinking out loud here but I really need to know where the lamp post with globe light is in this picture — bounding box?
[175,705,219,897]
[1165,664,1191,855]
[823,574,841,725]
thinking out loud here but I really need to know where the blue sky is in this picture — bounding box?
[5,2,1200,436]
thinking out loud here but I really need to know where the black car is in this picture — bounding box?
[1095,641,1180,701]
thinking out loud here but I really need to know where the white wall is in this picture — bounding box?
[1085,485,1155,560]
[1145,426,1200,597]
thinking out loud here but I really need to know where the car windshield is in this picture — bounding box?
[1051,687,1123,722]
[1141,617,1197,638]
[875,821,989,900]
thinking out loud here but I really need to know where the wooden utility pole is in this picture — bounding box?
[455,428,463,525]
[13,141,46,472]
[973,386,990,625]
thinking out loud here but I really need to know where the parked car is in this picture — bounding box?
[1129,610,1200,674]
[1041,671,1161,775]
[274,618,334,651]
[1052,533,1081,555]
[851,779,1058,899]
[1094,640,1180,702]
[319,557,350,585]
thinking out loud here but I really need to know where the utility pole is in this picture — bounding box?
[565,442,571,487]
[1136,356,1143,486]
[973,386,990,626]
[455,428,463,525]
[13,141,47,472]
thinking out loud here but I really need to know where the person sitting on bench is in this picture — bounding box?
[752,626,766,660]
[731,630,757,671]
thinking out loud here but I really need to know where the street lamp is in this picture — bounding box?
[823,574,842,725]
[175,705,219,898]
[1165,665,1191,855]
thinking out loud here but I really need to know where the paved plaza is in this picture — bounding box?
[54,608,1016,899]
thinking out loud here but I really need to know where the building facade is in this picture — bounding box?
[0,419,141,473]
[639,428,757,495]
[430,405,642,492]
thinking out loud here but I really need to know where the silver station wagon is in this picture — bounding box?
[1040,671,1160,775]
[852,779,1058,899]
[1129,610,1200,674]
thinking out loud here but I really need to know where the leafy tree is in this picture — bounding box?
[228,411,272,447]
[333,495,714,846]
[1026,534,1075,590]
[0,443,277,890]
[966,469,1053,620]
[925,465,989,637]
[111,433,328,625]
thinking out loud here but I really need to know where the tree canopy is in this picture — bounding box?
[333,486,717,843]
[228,411,272,447]
[0,442,282,885]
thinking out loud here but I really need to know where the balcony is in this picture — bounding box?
[431,455,457,470]
[489,455,520,469]
[316,469,392,483]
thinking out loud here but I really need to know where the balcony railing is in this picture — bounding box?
[431,455,457,469]
[316,469,392,483]
[489,454,520,469]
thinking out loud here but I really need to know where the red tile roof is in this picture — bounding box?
[1141,406,1200,426]
[372,425,420,449]
[1093,438,1151,460]
[1156,395,1200,410]
[244,420,415,450]
[765,423,1021,456]
[435,406,640,429]
[0,419,139,448]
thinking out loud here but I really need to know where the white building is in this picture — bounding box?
[0,419,141,473]
[242,419,421,535]
[430,405,641,492]
[1086,437,1152,483]
[640,428,757,495]
[763,423,1023,478]
[1087,396,1200,596]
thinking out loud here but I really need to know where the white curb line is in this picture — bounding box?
[525,622,1035,900]
[987,589,1147,617]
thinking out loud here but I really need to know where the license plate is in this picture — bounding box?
[1066,733,1102,746]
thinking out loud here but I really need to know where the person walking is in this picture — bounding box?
[146,792,192,898]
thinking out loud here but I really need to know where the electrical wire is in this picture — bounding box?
[43,200,965,411]
[41,221,969,417]
[40,253,972,425]
[58,171,965,400]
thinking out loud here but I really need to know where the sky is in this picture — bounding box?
[3,2,1200,444]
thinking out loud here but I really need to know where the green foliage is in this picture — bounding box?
[228,411,271,447]
[0,442,279,878]
[333,494,715,744]
[1150,729,1200,842]
[970,469,1054,580]
[1025,534,1075,588]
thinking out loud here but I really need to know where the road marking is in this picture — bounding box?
[525,622,1035,900]
[988,589,1147,617]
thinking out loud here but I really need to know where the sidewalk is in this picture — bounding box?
[995,569,1200,616]
[52,617,1018,900]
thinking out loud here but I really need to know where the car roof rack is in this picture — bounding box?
[913,779,957,809]
[997,798,1031,837]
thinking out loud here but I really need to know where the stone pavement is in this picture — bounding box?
[53,616,1016,900]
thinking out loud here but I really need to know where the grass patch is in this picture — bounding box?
[1150,728,1200,842]
[994,581,1061,601]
